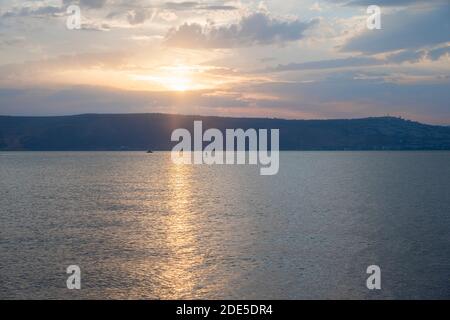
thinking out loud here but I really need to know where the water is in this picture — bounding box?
[0,151,449,300]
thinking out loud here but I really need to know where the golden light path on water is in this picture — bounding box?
[157,161,205,299]
[109,154,228,300]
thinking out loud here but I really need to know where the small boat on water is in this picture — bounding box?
[146,150,153,154]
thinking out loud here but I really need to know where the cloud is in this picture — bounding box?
[0,36,27,48]
[1,0,109,19]
[328,0,446,6]
[235,74,450,123]
[62,0,108,9]
[127,9,155,25]
[1,5,63,18]
[265,56,382,72]
[164,2,237,11]
[80,22,112,31]
[165,12,319,48]
[0,85,250,117]
[121,1,237,25]
[342,4,450,53]
[263,45,449,72]
[80,0,108,8]
[0,52,129,85]
[385,50,425,64]
[428,46,450,61]
[309,2,324,12]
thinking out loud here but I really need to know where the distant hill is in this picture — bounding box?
[0,113,449,151]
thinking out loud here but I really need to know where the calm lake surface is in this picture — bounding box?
[0,151,449,299]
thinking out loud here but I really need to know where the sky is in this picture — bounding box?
[0,0,449,124]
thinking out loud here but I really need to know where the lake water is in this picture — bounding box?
[0,151,449,299]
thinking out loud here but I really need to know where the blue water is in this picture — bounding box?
[0,151,449,299]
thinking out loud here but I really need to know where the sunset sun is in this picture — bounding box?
[132,64,201,92]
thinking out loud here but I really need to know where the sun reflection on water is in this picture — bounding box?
[156,161,206,299]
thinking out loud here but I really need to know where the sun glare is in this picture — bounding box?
[167,77,191,92]
[132,64,203,92]
[129,63,250,93]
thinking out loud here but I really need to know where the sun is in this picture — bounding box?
[166,76,191,92]
[132,64,199,92]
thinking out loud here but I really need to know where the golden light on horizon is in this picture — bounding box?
[133,75,192,92]
[35,60,273,95]
[131,64,210,92]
